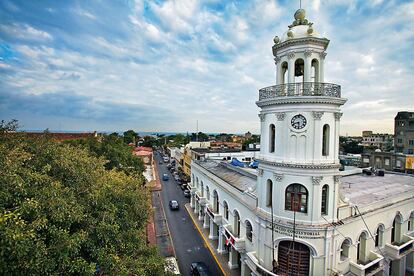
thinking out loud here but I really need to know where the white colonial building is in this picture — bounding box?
[189,9,414,276]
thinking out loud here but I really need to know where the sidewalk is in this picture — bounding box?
[185,203,241,276]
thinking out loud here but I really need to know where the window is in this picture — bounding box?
[385,159,390,166]
[213,190,219,213]
[409,121,414,126]
[266,179,273,207]
[357,232,367,262]
[340,239,351,261]
[245,220,253,242]
[408,149,414,155]
[321,185,329,215]
[322,124,330,156]
[234,211,240,237]
[269,124,275,153]
[223,201,229,220]
[200,181,204,197]
[375,225,384,247]
[206,186,210,200]
[409,140,414,145]
[409,212,414,231]
[285,184,308,213]
[391,214,402,244]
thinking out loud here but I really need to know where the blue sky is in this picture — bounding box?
[0,0,413,135]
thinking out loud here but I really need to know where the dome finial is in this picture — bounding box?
[288,7,312,28]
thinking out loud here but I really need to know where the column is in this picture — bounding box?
[195,201,200,214]
[275,57,282,85]
[287,52,295,84]
[217,226,227,254]
[313,111,324,161]
[334,113,342,163]
[391,257,406,276]
[407,252,414,273]
[319,52,326,83]
[209,221,218,240]
[198,206,204,221]
[190,194,195,208]
[241,259,251,276]
[203,213,210,229]
[228,247,239,269]
[304,51,312,83]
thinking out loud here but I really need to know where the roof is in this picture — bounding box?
[340,172,414,207]
[194,160,257,193]
[192,148,243,154]
[395,111,414,120]
[135,146,152,152]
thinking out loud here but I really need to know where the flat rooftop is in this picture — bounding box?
[194,160,257,193]
[340,172,414,206]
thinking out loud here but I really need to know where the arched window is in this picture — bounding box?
[213,190,219,213]
[294,58,305,84]
[281,61,288,85]
[311,58,319,83]
[375,224,385,247]
[285,184,308,213]
[391,214,403,244]
[340,239,351,261]
[192,173,194,185]
[206,186,210,200]
[196,177,199,188]
[322,124,330,156]
[321,185,329,215]
[269,124,275,153]
[409,211,414,231]
[357,232,368,262]
[266,179,273,207]
[223,201,229,220]
[200,181,204,197]
[234,210,240,237]
[245,220,253,242]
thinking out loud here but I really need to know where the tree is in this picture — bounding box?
[0,128,165,275]
[123,130,138,145]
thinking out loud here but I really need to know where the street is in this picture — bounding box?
[154,153,223,276]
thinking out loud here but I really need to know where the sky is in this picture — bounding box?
[0,0,413,135]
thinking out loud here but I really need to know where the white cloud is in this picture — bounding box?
[0,23,52,40]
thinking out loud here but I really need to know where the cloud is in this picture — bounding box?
[0,0,413,135]
[0,23,52,41]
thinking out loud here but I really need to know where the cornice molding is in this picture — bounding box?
[274,56,282,65]
[259,159,341,170]
[272,37,330,53]
[256,96,347,107]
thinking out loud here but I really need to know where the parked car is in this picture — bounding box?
[190,262,211,276]
[169,200,179,210]
[162,174,169,181]
[159,161,163,164]
[180,184,188,190]
[174,175,180,181]
[183,190,191,198]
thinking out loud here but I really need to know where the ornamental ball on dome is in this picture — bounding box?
[273,36,280,44]
[294,9,306,20]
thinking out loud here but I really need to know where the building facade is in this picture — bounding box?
[361,132,393,151]
[395,112,414,155]
[189,9,414,276]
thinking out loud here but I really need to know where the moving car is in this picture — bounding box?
[190,262,211,276]
[183,190,191,198]
[169,200,179,210]
[162,174,169,181]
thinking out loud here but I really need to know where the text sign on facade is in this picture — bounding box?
[271,224,323,239]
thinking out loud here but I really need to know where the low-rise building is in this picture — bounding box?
[361,131,393,151]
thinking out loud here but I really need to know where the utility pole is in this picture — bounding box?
[196,120,199,142]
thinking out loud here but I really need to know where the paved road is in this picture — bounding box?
[154,153,223,276]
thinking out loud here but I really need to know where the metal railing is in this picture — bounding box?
[259,82,341,101]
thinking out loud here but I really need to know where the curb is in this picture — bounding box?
[184,204,227,276]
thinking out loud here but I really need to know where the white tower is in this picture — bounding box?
[255,9,347,275]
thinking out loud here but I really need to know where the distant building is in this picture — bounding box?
[361,131,393,151]
[395,111,414,154]
[191,148,259,164]
[133,146,153,165]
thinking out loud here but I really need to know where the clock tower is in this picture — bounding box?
[254,9,347,274]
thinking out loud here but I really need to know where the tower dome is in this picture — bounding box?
[279,9,322,43]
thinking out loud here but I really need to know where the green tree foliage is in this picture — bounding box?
[66,135,145,179]
[0,130,164,275]
[342,140,364,154]
[190,132,208,142]
[123,130,138,145]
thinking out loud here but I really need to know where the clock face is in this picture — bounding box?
[291,114,307,130]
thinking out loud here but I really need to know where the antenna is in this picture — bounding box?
[196,120,199,142]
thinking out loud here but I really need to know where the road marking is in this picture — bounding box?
[185,204,226,276]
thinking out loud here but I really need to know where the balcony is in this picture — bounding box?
[384,233,414,260]
[223,224,245,252]
[349,251,384,276]
[258,82,341,101]
[194,192,207,206]
[206,206,222,225]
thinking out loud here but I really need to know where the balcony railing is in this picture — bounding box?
[258,82,341,101]
[384,233,414,260]
[349,251,384,276]
[206,205,222,225]
[223,224,246,252]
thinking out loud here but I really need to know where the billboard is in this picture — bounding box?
[406,156,414,170]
